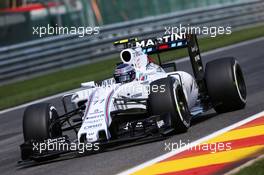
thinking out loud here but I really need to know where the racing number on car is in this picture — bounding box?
[93,99,105,105]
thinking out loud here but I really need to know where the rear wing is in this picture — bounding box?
[114,34,206,93]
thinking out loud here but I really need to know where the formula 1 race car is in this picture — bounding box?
[20,34,247,162]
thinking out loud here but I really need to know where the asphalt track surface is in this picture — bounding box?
[0,38,264,175]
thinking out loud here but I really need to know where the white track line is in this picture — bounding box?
[1,37,264,115]
[118,110,264,175]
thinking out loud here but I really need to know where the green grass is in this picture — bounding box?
[0,25,263,110]
[234,157,264,175]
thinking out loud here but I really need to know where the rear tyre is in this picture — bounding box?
[205,57,247,113]
[148,77,191,133]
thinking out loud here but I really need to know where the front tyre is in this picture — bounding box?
[148,77,191,133]
[23,103,62,142]
[21,103,62,161]
[205,57,247,113]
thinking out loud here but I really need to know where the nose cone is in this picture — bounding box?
[77,87,115,143]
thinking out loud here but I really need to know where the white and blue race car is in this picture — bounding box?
[20,34,247,161]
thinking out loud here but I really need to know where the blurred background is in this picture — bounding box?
[0,0,248,45]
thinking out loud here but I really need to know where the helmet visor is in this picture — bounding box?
[115,74,132,83]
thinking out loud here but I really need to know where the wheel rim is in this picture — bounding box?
[173,85,190,127]
[49,106,62,138]
[233,62,246,103]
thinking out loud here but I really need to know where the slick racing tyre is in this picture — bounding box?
[205,57,247,113]
[23,103,62,142]
[148,77,191,133]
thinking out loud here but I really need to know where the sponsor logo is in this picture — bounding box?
[87,132,95,136]
[157,120,165,128]
[84,123,103,130]
[84,118,104,124]
[89,109,103,115]
[86,114,104,120]
[136,33,185,48]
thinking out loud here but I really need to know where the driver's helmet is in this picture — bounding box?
[114,63,136,83]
